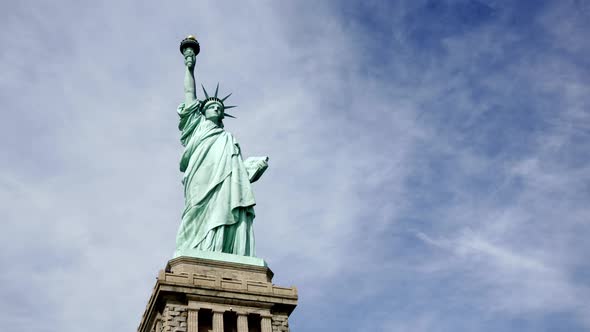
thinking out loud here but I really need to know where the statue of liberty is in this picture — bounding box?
[174,36,268,259]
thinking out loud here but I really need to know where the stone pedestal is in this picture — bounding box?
[137,256,297,332]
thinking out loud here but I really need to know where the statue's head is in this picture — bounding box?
[199,83,236,127]
[203,100,224,124]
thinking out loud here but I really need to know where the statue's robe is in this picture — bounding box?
[174,100,256,256]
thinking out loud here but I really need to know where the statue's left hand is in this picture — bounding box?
[244,156,269,183]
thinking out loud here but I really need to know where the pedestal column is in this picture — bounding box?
[155,318,162,332]
[213,309,224,332]
[237,312,248,332]
[187,309,198,332]
[261,315,272,332]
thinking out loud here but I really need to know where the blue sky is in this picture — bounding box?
[1,0,589,331]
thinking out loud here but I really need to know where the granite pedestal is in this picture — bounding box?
[137,256,297,332]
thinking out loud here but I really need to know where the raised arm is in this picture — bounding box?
[183,47,197,105]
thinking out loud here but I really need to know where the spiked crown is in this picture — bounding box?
[200,83,236,119]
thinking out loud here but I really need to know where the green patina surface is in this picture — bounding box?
[174,36,268,265]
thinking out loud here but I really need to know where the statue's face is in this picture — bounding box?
[183,48,195,67]
[204,102,223,124]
